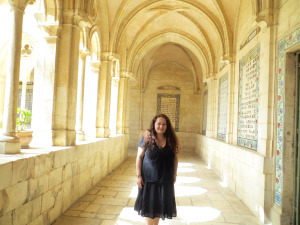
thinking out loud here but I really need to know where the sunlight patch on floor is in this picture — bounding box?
[176,206,221,223]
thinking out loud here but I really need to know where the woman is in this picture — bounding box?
[134,114,180,225]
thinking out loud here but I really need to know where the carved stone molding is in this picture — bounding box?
[157,85,180,90]
[41,24,59,37]
[101,52,120,62]
[256,9,278,27]
[206,72,217,81]
[120,71,134,79]
[8,0,35,10]
[112,77,120,87]
[90,60,101,73]
[80,49,90,59]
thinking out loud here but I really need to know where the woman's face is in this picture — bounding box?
[155,117,167,134]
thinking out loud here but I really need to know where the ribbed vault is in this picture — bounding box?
[10,0,244,87]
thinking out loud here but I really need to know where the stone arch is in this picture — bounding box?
[142,43,200,92]
[144,60,195,91]
[127,32,209,84]
[90,27,101,61]
[111,0,228,57]
[96,0,109,51]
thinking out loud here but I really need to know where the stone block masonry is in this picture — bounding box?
[0,134,129,225]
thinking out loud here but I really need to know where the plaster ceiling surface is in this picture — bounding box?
[102,0,240,86]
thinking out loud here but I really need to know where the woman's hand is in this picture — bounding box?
[137,176,144,188]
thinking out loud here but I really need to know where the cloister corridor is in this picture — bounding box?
[51,148,261,225]
[1,1,300,225]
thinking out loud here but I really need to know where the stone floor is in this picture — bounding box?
[52,149,261,225]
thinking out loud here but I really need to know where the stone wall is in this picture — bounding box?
[195,134,273,224]
[128,62,201,150]
[0,135,129,225]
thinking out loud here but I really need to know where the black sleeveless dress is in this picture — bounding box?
[134,136,177,220]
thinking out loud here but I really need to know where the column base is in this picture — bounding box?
[0,135,21,154]
[76,130,85,141]
[52,129,76,146]
[270,205,292,225]
[96,128,110,138]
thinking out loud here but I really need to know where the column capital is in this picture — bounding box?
[256,9,278,27]
[60,10,92,27]
[120,71,134,79]
[8,0,35,11]
[221,53,236,64]
[80,49,90,59]
[112,77,120,87]
[100,52,120,62]
[40,23,59,37]
[90,60,101,72]
[204,72,217,82]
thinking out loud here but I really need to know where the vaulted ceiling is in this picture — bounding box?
[97,0,240,90]
[1,0,244,90]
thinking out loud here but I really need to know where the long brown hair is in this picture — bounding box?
[144,114,180,154]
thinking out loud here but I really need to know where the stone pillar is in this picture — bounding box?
[0,2,28,153]
[20,78,27,109]
[96,53,113,138]
[206,76,218,138]
[52,14,81,146]
[31,23,58,147]
[117,72,130,134]
[75,51,88,141]
[110,76,119,135]
[226,61,235,144]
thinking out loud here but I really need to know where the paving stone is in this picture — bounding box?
[51,151,261,225]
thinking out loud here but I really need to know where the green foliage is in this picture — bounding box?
[0,121,2,130]
[16,108,32,131]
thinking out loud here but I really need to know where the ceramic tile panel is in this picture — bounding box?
[275,27,300,207]
[238,44,260,150]
[156,93,180,131]
[217,74,228,141]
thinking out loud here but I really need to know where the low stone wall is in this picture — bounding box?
[195,134,273,224]
[0,134,129,225]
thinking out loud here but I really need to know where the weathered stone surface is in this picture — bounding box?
[0,162,12,190]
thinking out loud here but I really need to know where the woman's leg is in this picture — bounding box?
[153,217,160,225]
[145,217,160,225]
[145,217,154,225]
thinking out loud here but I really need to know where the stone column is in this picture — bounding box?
[96,52,113,138]
[0,2,28,153]
[52,14,81,146]
[226,61,235,144]
[75,51,88,141]
[117,72,130,134]
[31,23,58,147]
[206,75,218,138]
[110,76,120,135]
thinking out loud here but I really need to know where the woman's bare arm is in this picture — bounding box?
[136,146,145,188]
